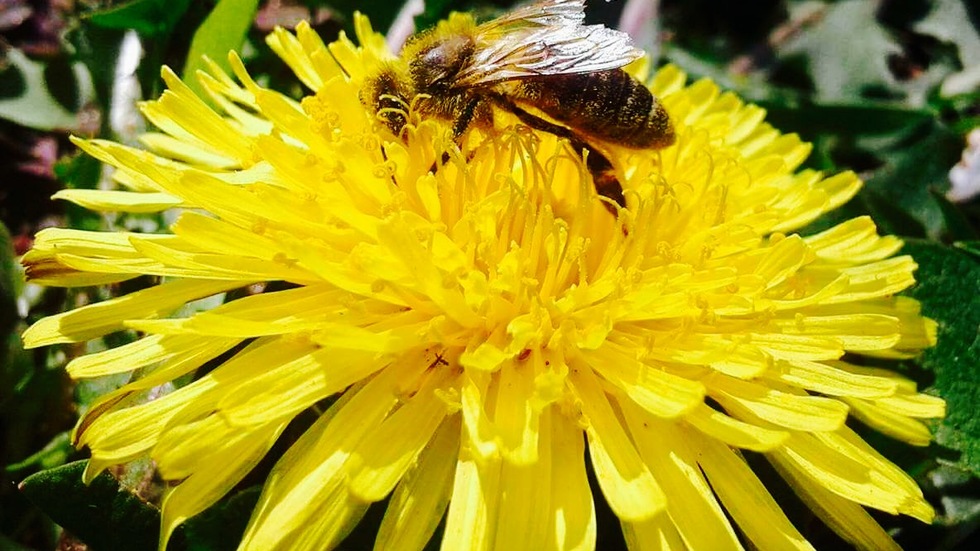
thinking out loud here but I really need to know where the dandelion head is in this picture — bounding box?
[22,12,943,551]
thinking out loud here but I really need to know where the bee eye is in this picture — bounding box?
[420,46,447,67]
[411,36,472,88]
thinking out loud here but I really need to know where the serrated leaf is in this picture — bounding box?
[779,0,901,102]
[928,465,980,524]
[182,0,259,99]
[903,241,980,476]
[864,121,964,237]
[915,0,980,96]
[0,49,93,130]
[19,461,163,551]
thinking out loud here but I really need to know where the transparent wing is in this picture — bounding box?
[454,0,642,87]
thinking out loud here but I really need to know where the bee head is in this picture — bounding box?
[360,63,413,137]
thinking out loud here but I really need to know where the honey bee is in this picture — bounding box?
[360,0,674,208]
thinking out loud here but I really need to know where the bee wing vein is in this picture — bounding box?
[453,0,641,88]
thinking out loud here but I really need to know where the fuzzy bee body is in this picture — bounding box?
[360,0,675,208]
[508,70,673,149]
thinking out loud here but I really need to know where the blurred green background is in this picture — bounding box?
[1,0,979,549]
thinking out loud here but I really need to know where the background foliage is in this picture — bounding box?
[1,0,978,549]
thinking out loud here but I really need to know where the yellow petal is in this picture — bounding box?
[22,279,239,347]
[621,403,742,551]
[442,452,498,551]
[771,312,901,351]
[53,189,182,212]
[493,360,541,463]
[772,430,923,518]
[347,369,454,501]
[584,344,705,419]
[769,454,901,551]
[141,66,254,166]
[217,345,386,426]
[770,359,899,399]
[621,511,686,551]
[493,411,554,550]
[685,402,789,452]
[66,333,192,378]
[77,372,217,467]
[239,369,404,550]
[572,365,666,522]
[709,375,849,432]
[375,416,459,551]
[805,216,902,263]
[547,411,596,551]
[158,420,285,551]
[875,392,946,418]
[845,398,935,446]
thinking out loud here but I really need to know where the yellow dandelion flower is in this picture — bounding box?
[22,8,944,551]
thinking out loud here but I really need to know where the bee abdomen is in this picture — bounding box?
[515,70,674,149]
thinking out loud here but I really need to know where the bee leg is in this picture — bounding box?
[452,97,482,141]
[490,95,625,211]
[583,150,624,211]
[429,97,482,174]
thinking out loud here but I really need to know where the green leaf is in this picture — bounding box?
[929,88,980,134]
[762,103,934,138]
[19,460,263,551]
[0,49,94,130]
[326,0,408,36]
[860,187,928,239]
[956,241,980,260]
[414,0,459,33]
[0,222,16,344]
[0,533,34,551]
[864,121,964,237]
[930,188,980,241]
[87,0,193,36]
[54,151,106,232]
[927,464,980,524]
[0,222,27,442]
[914,0,980,96]
[413,1,514,34]
[19,461,163,551]
[779,0,902,102]
[181,486,261,551]
[182,0,260,99]
[903,241,980,476]
[5,432,73,473]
